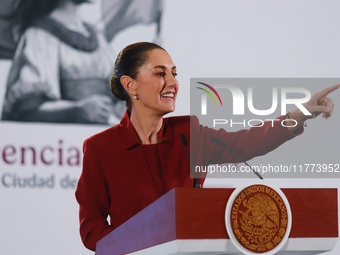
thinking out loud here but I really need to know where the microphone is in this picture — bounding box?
[210,137,263,180]
[180,134,202,188]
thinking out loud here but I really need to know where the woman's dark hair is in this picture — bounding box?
[110,42,166,111]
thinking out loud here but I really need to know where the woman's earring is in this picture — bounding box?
[133,95,138,100]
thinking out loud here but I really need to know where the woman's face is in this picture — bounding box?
[133,49,178,116]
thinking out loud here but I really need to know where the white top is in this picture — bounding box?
[2,17,115,119]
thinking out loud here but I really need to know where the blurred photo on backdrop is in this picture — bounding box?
[0,0,163,124]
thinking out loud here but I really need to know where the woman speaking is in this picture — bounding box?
[75,42,338,251]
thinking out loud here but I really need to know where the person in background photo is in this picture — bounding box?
[75,42,339,251]
[0,0,162,124]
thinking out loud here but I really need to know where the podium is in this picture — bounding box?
[95,188,338,255]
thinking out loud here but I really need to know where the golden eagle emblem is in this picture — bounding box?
[229,184,289,253]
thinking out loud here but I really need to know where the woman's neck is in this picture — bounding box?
[130,109,163,145]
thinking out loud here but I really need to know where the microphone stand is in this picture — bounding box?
[210,137,263,180]
[180,134,202,188]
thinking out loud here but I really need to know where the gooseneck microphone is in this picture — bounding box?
[210,137,263,180]
[180,134,202,188]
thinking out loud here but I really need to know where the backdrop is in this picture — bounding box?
[0,0,339,254]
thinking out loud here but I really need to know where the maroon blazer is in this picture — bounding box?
[75,112,302,251]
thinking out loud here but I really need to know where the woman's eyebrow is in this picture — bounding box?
[153,65,176,70]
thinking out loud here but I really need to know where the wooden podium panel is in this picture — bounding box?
[95,188,338,255]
